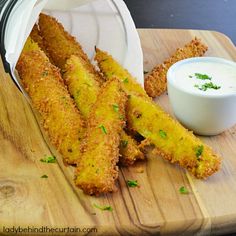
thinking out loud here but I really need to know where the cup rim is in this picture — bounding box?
[167,57,236,99]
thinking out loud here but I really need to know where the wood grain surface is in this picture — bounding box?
[0,29,236,236]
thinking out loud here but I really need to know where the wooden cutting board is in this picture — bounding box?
[0,29,236,236]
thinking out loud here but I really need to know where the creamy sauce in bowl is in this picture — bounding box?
[167,57,236,135]
[169,58,236,96]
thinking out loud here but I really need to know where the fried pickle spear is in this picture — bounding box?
[95,48,149,98]
[63,55,144,165]
[75,78,127,195]
[127,95,221,178]
[95,48,221,179]
[95,48,147,98]
[144,38,208,97]
[16,38,85,165]
[38,13,102,85]
[29,24,47,56]
[63,55,100,119]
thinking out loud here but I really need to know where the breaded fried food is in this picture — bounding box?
[75,78,127,195]
[144,38,208,97]
[119,131,145,166]
[95,48,221,179]
[63,55,100,119]
[29,24,47,56]
[127,95,221,179]
[16,38,85,165]
[95,47,147,97]
[38,13,102,85]
[95,48,148,98]
[64,55,144,165]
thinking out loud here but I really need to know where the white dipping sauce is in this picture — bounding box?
[167,57,236,135]
[172,60,236,95]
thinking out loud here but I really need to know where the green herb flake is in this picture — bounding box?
[195,145,204,159]
[41,174,48,178]
[194,73,212,80]
[40,156,56,163]
[93,203,113,211]
[42,71,48,77]
[143,70,148,74]
[123,78,129,83]
[189,75,193,78]
[83,82,92,87]
[99,125,107,134]
[159,130,167,139]
[75,90,80,97]
[112,104,119,112]
[179,186,189,194]
[121,140,128,148]
[119,115,125,120]
[195,82,221,91]
[127,180,138,187]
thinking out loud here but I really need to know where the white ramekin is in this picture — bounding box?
[167,57,236,136]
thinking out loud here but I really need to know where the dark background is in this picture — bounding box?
[123,0,236,44]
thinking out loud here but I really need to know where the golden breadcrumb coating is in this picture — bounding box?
[64,55,144,165]
[127,95,221,179]
[63,55,100,119]
[75,78,127,195]
[95,48,221,179]
[16,38,85,165]
[29,24,48,57]
[119,131,145,166]
[144,37,208,97]
[38,13,102,85]
[95,48,147,97]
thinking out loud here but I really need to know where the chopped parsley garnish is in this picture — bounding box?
[99,125,107,134]
[40,156,56,163]
[194,73,212,80]
[143,70,148,74]
[42,71,48,77]
[189,75,193,78]
[93,203,113,211]
[75,90,80,97]
[179,186,189,194]
[83,82,92,87]
[119,115,125,120]
[121,140,128,148]
[41,174,48,178]
[112,104,119,112]
[194,82,221,91]
[127,180,138,187]
[159,130,167,139]
[195,145,204,159]
[123,78,129,83]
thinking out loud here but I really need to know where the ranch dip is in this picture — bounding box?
[172,60,236,95]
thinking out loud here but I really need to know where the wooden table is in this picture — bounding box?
[0,29,236,236]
